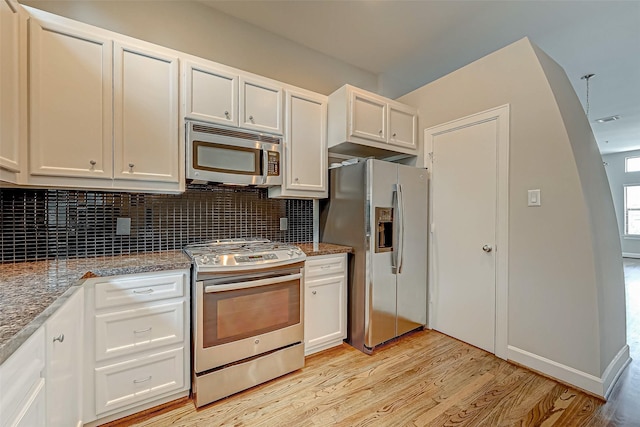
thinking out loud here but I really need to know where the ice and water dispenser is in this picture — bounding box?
[375,207,393,253]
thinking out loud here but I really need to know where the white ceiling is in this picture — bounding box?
[198,0,640,155]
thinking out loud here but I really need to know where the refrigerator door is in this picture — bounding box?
[366,159,400,348]
[396,164,428,335]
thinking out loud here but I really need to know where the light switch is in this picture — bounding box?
[528,189,541,207]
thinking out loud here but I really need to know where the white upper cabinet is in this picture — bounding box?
[185,60,237,127]
[269,89,327,199]
[29,16,113,180]
[0,0,22,180]
[388,102,418,150]
[185,62,284,135]
[240,76,284,135]
[350,90,387,143]
[328,84,418,158]
[25,7,184,192]
[113,41,179,184]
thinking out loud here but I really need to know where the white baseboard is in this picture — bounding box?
[507,345,630,398]
[622,252,640,258]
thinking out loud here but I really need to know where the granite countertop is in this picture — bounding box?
[296,242,353,257]
[0,250,192,365]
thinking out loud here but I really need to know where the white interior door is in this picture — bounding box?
[430,119,498,353]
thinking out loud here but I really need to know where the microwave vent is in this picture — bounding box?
[192,123,281,144]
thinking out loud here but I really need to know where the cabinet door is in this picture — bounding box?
[239,76,283,135]
[349,90,386,143]
[185,60,237,127]
[388,103,417,150]
[113,41,179,183]
[29,18,113,179]
[0,0,20,175]
[284,90,327,195]
[46,288,83,427]
[305,274,346,352]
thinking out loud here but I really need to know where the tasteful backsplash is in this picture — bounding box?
[0,184,313,263]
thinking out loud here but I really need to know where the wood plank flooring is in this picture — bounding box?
[108,261,640,427]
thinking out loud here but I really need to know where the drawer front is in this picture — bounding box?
[95,347,184,415]
[94,272,185,309]
[305,254,346,279]
[0,328,45,426]
[95,301,184,362]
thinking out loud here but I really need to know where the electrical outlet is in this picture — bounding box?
[280,217,288,231]
[116,217,131,235]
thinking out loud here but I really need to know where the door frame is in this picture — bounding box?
[424,104,509,359]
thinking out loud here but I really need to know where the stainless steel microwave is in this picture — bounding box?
[186,120,282,186]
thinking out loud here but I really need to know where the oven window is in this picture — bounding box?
[202,280,300,348]
[194,141,260,175]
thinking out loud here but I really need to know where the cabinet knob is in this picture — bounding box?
[53,334,64,343]
[224,111,230,118]
[393,133,397,137]
[294,177,299,182]
[249,115,254,122]
[312,290,317,295]
[89,160,96,166]
[378,130,383,136]
[129,163,134,169]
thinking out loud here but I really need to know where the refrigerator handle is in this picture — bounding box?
[397,183,405,274]
[392,186,399,273]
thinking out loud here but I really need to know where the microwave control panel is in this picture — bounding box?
[267,151,280,176]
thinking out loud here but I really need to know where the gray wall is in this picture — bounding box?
[21,0,378,96]
[603,149,640,256]
[398,38,625,379]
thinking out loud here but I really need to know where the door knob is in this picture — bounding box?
[482,245,493,253]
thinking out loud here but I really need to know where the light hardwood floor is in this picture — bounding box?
[110,261,640,426]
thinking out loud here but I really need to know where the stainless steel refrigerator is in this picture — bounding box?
[320,158,428,354]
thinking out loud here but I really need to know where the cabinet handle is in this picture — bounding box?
[133,376,152,384]
[53,334,64,343]
[320,265,331,270]
[133,288,154,294]
[312,290,317,295]
[134,327,152,334]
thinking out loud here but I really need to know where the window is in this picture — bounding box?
[625,185,640,235]
[625,156,640,172]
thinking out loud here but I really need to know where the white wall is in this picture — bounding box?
[603,150,640,257]
[398,38,626,395]
[20,0,378,96]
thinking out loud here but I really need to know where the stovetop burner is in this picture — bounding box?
[184,238,306,272]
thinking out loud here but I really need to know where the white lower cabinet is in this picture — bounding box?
[304,253,348,355]
[83,270,190,425]
[0,328,46,427]
[45,288,84,427]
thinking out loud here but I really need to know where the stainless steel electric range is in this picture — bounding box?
[184,239,306,407]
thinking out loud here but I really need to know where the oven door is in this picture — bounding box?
[194,266,303,373]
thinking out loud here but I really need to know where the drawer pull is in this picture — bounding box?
[320,265,332,269]
[133,376,152,384]
[312,290,317,295]
[53,334,65,343]
[133,288,154,295]
[134,327,152,334]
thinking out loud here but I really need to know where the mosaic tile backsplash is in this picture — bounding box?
[0,184,313,262]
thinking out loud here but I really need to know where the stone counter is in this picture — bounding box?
[0,251,192,364]
[296,242,353,257]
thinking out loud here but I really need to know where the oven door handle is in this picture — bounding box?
[204,272,302,293]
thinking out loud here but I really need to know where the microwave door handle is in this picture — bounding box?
[204,273,302,293]
[261,149,269,185]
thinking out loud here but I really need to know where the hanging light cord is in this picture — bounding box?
[581,73,595,118]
